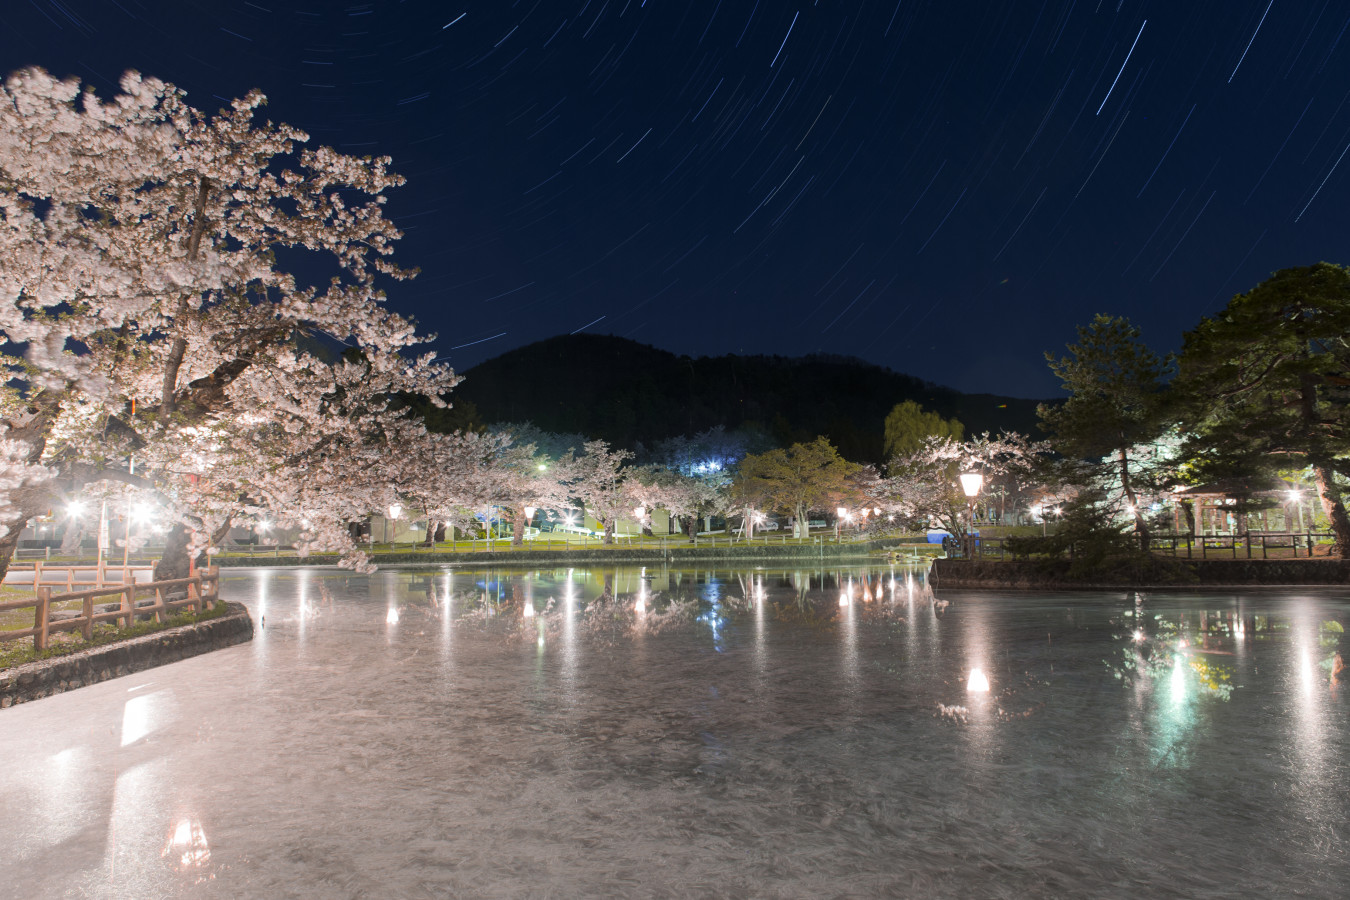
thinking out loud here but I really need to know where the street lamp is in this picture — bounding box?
[959,471,984,557]
[836,507,847,542]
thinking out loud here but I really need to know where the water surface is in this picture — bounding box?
[1,565,1347,898]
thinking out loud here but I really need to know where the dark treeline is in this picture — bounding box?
[453,334,1043,464]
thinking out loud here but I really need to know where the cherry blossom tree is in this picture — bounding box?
[883,432,1046,537]
[1,68,458,577]
[566,440,633,544]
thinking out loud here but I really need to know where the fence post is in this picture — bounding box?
[121,585,134,628]
[82,592,94,640]
[34,586,51,650]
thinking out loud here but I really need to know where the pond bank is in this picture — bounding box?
[0,602,253,708]
[932,557,1350,590]
[214,537,941,568]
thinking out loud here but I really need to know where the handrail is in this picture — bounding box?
[0,566,221,651]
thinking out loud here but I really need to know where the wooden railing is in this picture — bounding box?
[2,561,155,591]
[0,566,220,651]
[963,532,1333,561]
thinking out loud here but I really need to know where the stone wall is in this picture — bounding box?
[0,602,254,708]
[932,557,1350,589]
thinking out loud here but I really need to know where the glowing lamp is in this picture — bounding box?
[388,503,403,520]
[633,506,645,519]
[524,506,537,520]
[837,507,847,517]
[959,472,984,498]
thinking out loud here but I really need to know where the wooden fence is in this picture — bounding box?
[2,561,155,591]
[0,566,220,651]
[962,532,1332,561]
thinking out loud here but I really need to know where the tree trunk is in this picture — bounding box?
[434,522,447,542]
[425,518,436,544]
[684,515,696,542]
[603,519,614,544]
[0,390,63,581]
[1118,447,1150,551]
[513,508,527,546]
[155,523,194,581]
[1312,461,1350,557]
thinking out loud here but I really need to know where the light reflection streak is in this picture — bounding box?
[162,818,211,870]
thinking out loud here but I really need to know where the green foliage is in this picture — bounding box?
[1039,314,1171,461]
[1003,490,1196,583]
[1039,314,1173,548]
[1174,263,1350,551]
[735,437,861,530]
[883,400,963,462]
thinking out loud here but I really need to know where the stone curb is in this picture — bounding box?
[931,557,1350,590]
[0,602,253,709]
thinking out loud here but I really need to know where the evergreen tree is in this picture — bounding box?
[1173,263,1350,555]
[1038,315,1172,550]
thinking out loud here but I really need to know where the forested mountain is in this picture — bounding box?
[453,335,1046,464]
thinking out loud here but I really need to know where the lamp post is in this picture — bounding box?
[959,471,984,558]
[836,507,847,543]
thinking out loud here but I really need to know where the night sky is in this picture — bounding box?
[4,1,1348,398]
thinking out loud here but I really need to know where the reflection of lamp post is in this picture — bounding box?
[959,471,984,557]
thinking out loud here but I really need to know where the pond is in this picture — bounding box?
[1,564,1347,898]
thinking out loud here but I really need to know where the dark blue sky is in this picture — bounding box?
[5,1,1348,397]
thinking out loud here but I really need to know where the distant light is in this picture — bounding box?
[1287,489,1300,501]
[1133,628,1144,642]
[388,503,403,520]
[837,507,847,517]
[537,463,548,471]
[967,668,990,692]
[67,501,85,518]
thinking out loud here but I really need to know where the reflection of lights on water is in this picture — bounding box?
[1134,628,1144,643]
[121,694,153,747]
[1301,649,1316,693]
[839,593,849,607]
[523,602,534,618]
[537,634,545,648]
[386,607,399,625]
[1178,638,1188,649]
[1171,656,1186,703]
[967,668,990,692]
[634,595,645,614]
[162,818,211,869]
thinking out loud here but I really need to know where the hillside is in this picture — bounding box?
[453,335,1048,464]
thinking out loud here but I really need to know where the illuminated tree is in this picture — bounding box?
[1038,315,1171,551]
[883,400,963,463]
[1174,264,1350,555]
[0,68,457,577]
[735,437,859,538]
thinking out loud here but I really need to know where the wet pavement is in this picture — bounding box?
[1,565,1347,898]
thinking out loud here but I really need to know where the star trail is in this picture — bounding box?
[5,0,1349,397]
